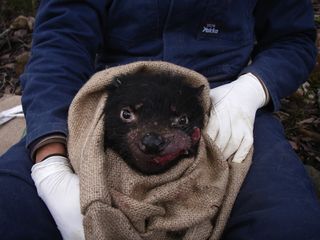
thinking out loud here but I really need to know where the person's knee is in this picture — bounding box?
[0,173,62,239]
[223,197,320,240]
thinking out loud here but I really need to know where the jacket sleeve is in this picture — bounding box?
[242,0,317,111]
[20,0,109,148]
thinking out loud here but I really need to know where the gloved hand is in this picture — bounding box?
[206,73,269,163]
[31,156,85,240]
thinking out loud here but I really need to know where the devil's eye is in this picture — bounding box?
[178,115,189,125]
[120,107,136,122]
[172,115,189,127]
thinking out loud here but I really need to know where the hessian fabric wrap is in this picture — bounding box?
[67,61,252,240]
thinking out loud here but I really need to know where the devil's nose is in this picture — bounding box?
[140,132,165,154]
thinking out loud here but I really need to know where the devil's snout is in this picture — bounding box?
[139,132,166,154]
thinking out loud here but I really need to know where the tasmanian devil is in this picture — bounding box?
[104,71,205,175]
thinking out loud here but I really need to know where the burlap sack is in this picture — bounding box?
[0,94,25,155]
[68,61,252,240]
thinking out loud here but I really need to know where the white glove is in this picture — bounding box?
[31,156,85,240]
[206,73,268,163]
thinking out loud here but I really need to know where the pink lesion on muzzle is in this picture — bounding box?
[151,128,201,166]
[191,127,201,144]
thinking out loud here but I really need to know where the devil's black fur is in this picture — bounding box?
[104,70,205,175]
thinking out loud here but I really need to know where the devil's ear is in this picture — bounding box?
[194,85,205,96]
[106,77,123,92]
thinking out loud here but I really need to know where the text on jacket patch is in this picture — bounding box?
[202,24,219,34]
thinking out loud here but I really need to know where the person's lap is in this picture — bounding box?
[0,110,319,239]
[0,138,62,239]
[222,110,320,240]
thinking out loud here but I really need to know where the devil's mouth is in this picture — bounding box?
[133,141,193,167]
[151,149,190,166]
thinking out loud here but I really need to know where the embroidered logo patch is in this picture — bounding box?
[202,23,219,34]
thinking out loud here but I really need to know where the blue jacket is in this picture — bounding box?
[20,0,317,149]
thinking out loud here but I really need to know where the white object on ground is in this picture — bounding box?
[0,104,24,125]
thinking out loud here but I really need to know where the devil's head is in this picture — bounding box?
[104,71,205,175]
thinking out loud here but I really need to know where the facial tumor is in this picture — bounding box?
[104,70,205,175]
